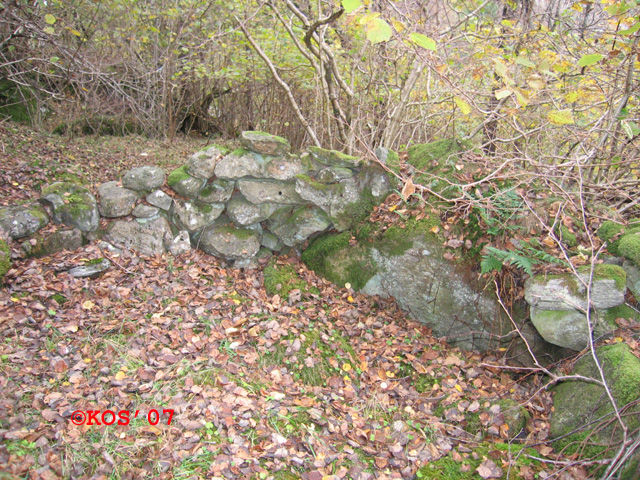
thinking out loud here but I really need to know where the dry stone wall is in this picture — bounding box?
[0,131,392,267]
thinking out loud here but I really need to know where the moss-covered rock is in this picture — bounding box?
[0,236,11,283]
[618,233,640,267]
[40,182,100,232]
[167,165,205,198]
[551,343,640,456]
[406,139,468,199]
[197,215,261,261]
[308,147,360,168]
[240,131,291,156]
[0,204,49,239]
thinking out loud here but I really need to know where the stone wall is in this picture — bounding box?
[0,131,391,267]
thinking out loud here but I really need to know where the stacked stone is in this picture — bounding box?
[524,265,628,350]
[0,131,390,265]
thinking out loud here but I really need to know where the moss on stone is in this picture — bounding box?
[601,304,640,327]
[215,224,255,240]
[333,188,377,231]
[167,165,193,187]
[576,263,628,291]
[302,232,375,289]
[407,139,466,171]
[618,233,640,267]
[599,221,625,256]
[0,237,11,282]
[295,174,332,190]
[376,217,441,257]
[230,148,249,157]
[308,146,360,167]
[551,343,640,457]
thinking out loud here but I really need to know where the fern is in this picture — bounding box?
[481,247,536,276]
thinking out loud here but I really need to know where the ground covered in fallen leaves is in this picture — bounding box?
[0,124,601,479]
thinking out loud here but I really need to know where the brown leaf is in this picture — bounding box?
[476,458,503,479]
[401,178,416,200]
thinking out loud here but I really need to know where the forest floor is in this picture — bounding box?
[0,124,617,479]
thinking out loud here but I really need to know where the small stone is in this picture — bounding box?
[131,204,159,219]
[167,166,205,198]
[240,131,291,156]
[68,258,111,278]
[122,166,166,191]
[146,190,173,211]
[170,231,191,256]
[98,181,138,217]
[0,205,49,239]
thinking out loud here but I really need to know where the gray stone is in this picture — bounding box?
[197,179,235,203]
[22,228,83,258]
[261,232,284,252]
[529,307,590,351]
[169,231,191,256]
[550,343,640,447]
[186,146,223,179]
[238,179,304,205]
[132,204,159,219]
[0,205,49,239]
[240,131,291,156]
[170,198,224,233]
[122,166,165,191]
[107,216,173,255]
[98,181,138,218]
[167,166,205,198]
[623,260,640,300]
[316,167,354,183]
[68,258,111,278]
[226,195,278,226]
[308,146,360,168]
[40,182,100,232]
[359,241,505,352]
[525,268,626,311]
[214,150,264,179]
[197,216,261,260]
[529,307,619,350]
[264,155,307,181]
[146,190,173,211]
[268,206,331,246]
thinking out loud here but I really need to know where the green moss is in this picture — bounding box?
[377,217,441,256]
[295,174,332,190]
[167,165,193,187]
[85,258,105,266]
[0,237,11,282]
[215,224,255,240]
[302,232,375,290]
[407,139,465,171]
[416,443,545,480]
[51,293,67,305]
[560,225,578,248]
[308,146,360,167]
[618,233,640,266]
[601,304,640,327]
[333,188,377,231]
[620,452,640,480]
[263,258,318,300]
[576,264,627,291]
[0,80,34,124]
[52,115,141,136]
[230,147,249,157]
[598,221,624,243]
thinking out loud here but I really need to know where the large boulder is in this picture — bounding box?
[268,205,331,246]
[169,198,224,233]
[197,216,261,261]
[40,182,100,232]
[122,166,165,192]
[98,181,138,218]
[167,166,206,198]
[0,204,49,238]
[107,216,173,255]
[302,221,508,352]
[550,343,640,454]
[240,131,291,156]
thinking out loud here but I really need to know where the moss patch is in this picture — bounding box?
[0,237,11,282]
[308,147,360,168]
[416,442,545,480]
[559,225,578,248]
[333,188,377,231]
[618,233,640,267]
[551,343,640,457]
[301,232,375,290]
[576,263,628,291]
[167,165,193,187]
[263,258,318,300]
